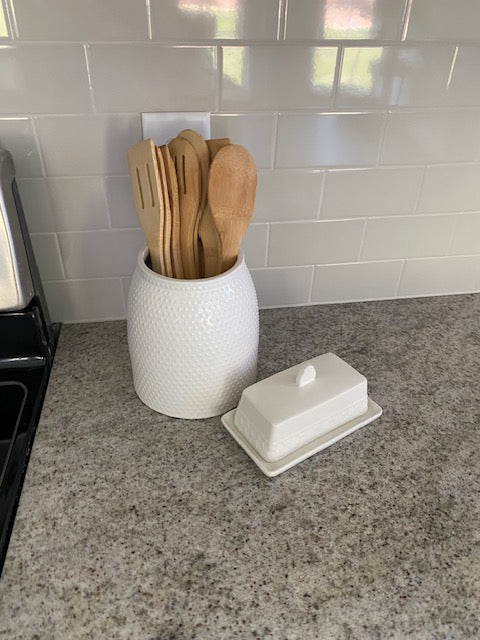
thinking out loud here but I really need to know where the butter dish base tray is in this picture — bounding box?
[221,398,382,477]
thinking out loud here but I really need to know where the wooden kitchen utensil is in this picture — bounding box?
[206,138,230,162]
[159,144,184,279]
[168,136,201,279]
[178,129,222,278]
[208,144,257,273]
[127,138,165,275]
[155,146,174,278]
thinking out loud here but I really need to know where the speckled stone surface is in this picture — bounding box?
[1,295,479,639]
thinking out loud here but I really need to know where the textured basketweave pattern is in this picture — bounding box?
[127,250,259,419]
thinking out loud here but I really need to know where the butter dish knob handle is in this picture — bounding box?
[295,364,316,387]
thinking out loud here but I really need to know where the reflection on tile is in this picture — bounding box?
[35,115,142,176]
[254,171,324,222]
[381,110,480,165]
[210,114,275,169]
[0,118,43,177]
[30,234,64,281]
[276,113,385,168]
[285,0,404,41]
[406,0,480,42]
[0,45,91,114]
[221,46,336,110]
[417,164,480,214]
[449,213,480,256]
[89,44,216,112]
[268,220,364,266]
[58,229,145,278]
[241,224,268,268]
[43,278,126,322]
[398,256,480,297]
[151,0,279,41]
[12,0,149,40]
[312,260,402,302]
[105,176,138,228]
[337,46,455,108]
[322,167,423,218]
[361,215,457,261]
[250,267,313,307]
[0,3,10,38]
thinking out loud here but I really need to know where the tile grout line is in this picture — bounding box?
[215,45,222,113]
[270,112,279,169]
[264,223,271,267]
[29,116,47,177]
[331,46,344,110]
[4,0,18,38]
[394,259,406,296]
[316,171,327,220]
[400,0,413,42]
[412,165,427,213]
[82,44,97,113]
[356,218,368,261]
[145,0,152,40]
[52,232,67,280]
[307,265,315,303]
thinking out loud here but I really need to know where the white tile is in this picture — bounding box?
[337,46,455,109]
[381,110,480,165]
[398,256,480,297]
[12,0,149,40]
[276,113,385,168]
[35,115,142,176]
[89,44,216,113]
[105,176,138,228]
[221,46,336,110]
[449,213,480,256]
[417,164,480,214]
[361,215,457,261]
[322,167,423,219]
[268,220,364,266]
[58,229,145,278]
[285,0,404,41]
[0,45,91,114]
[151,0,279,41]
[46,177,110,231]
[311,260,403,303]
[447,47,480,106]
[122,276,132,304]
[0,3,10,38]
[241,224,268,268]
[43,278,126,323]
[29,233,64,281]
[406,0,480,42]
[16,179,52,232]
[0,118,43,177]
[250,267,313,307]
[210,114,275,169]
[253,171,324,222]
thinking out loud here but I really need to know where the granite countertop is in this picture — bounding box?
[1,295,479,639]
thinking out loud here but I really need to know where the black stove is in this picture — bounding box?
[0,147,60,574]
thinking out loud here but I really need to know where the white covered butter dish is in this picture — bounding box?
[221,353,382,477]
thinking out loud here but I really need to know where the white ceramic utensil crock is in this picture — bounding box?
[127,247,259,419]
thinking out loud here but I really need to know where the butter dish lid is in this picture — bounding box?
[238,352,366,427]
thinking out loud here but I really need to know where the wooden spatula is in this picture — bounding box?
[206,138,230,163]
[208,144,257,273]
[168,137,201,279]
[155,146,174,278]
[159,145,184,279]
[127,138,165,275]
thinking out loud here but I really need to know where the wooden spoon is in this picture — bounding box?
[168,137,201,279]
[178,129,222,278]
[206,137,230,162]
[127,138,165,275]
[159,145,184,279]
[155,146,174,278]
[208,144,257,273]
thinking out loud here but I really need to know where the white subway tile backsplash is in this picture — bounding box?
[0,45,91,114]
[35,114,142,176]
[253,171,324,222]
[151,0,280,41]
[251,267,313,307]
[58,229,145,279]
[0,118,43,177]
[12,0,149,41]
[417,164,480,214]
[43,278,126,323]
[398,256,480,297]
[448,213,480,256]
[381,110,480,165]
[105,176,138,228]
[221,46,336,110]
[321,167,423,218]
[89,45,217,113]
[361,215,457,261]
[30,233,64,281]
[17,179,52,232]
[447,47,480,106]
[406,0,480,42]
[285,0,405,41]
[268,220,364,266]
[241,224,268,268]
[45,177,110,231]
[337,46,455,109]
[276,113,386,168]
[210,114,275,169]
[311,260,403,303]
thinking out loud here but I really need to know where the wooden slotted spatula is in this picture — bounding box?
[127,138,165,275]
[168,137,201,279]
[159,145,184,279]
[208,144,257,273]
[155,146,174,278]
